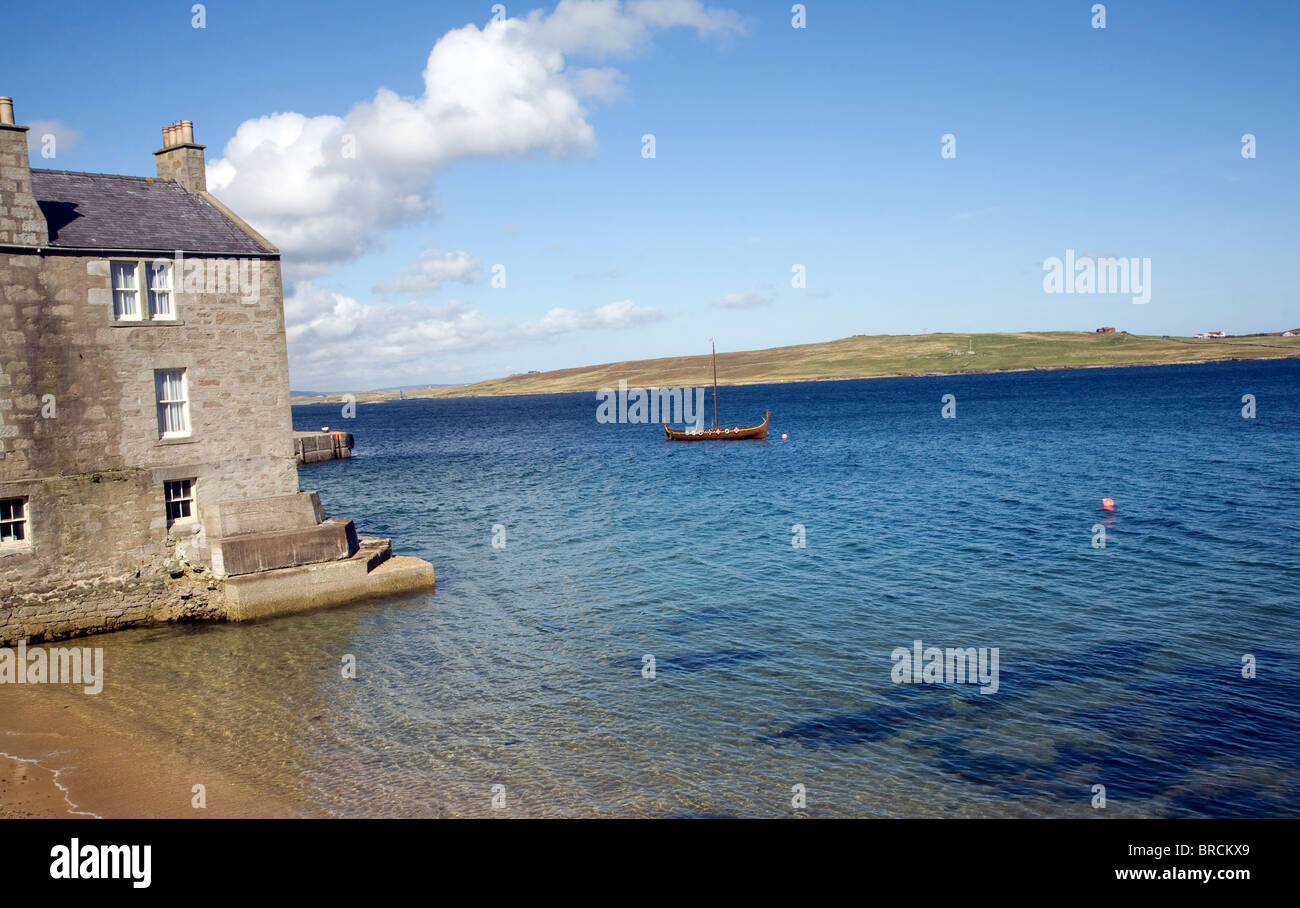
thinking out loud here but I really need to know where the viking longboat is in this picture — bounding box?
[664,410,770,441]
[664,339,770,441]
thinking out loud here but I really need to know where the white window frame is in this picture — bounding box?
[155,369,191,439]
[146,260,174,319]
[164,479,196,525]
[0,497,28,546]
[112,260,178,322]
[111,261,141,321]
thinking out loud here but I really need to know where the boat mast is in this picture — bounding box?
[711,338,719,429]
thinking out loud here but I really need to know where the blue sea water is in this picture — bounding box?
[91,360,1300,816]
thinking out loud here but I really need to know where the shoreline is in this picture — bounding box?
[292,351,1300,406]
[0,753,98,819]
[0,682,311,819]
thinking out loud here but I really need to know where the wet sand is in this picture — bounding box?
[0,753,87,818]
[0,682,311,819]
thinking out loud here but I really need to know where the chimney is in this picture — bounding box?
[154,118,207,192]
[0,96,49,246]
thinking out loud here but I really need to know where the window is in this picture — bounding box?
[146,261,173,319]
[155,369,190,438]
[111,260,177,322]
[0,498,27,544]
[164,479,195,524]
[111,261,140,320]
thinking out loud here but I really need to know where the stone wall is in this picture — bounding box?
[0,124,48,246]
[1,560,224,644]
[0,246,299,643]
[294,430,354,464]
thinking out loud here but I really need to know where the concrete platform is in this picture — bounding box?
[294,430,353,464]
[223,539,435,622]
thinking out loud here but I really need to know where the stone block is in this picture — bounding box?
[203,490,323,540]
[213,516,358,578]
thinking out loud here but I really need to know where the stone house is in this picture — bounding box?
[0,98,433,644]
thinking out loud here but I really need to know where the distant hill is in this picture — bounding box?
[291,383,459,400]
[290,331,1300,404]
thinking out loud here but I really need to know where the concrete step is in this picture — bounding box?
[223,545,434,622]
[214,517,359,577]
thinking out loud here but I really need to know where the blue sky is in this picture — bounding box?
[8,0,1298,388]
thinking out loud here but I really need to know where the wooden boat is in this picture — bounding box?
[664,339,770,441]
[665,411,769,441]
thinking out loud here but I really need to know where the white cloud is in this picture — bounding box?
[528,0,746,57]
[207,0,747,280]
[713,291,772,309]
[26,120,82,159]
[523,298,662,334]
[286,281,512,384]
[568,66,628,102]
[287,284,663,385]
[375,248,481,294]
[534,306,585,334]
[593,298,662,326]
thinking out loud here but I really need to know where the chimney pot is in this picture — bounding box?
[0,97,14,126]
[154,117,207,192]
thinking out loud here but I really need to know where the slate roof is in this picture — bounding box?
[29,169,274,255]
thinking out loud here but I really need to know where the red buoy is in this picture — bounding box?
[1102,498,1115,511]
[781,433,788,440]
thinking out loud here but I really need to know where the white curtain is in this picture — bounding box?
[155,370,188,436]
[148,262,172,318]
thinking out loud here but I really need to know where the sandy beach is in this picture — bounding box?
[0,680,310,819]
[0,753,86,818]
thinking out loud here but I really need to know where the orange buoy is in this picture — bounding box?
[1102,498,1115,510]
[781,433,788,440]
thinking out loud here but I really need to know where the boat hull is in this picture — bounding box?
[665,412,769,441]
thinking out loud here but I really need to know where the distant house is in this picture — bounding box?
[1196,331,1228,339]
[1096,326,1116,334]
[1283,329,1299,337]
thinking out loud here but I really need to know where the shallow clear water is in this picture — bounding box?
[86,360,1300,816]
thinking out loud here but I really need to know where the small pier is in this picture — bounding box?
[293,430,354,465]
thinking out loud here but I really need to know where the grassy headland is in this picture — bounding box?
[291,331,1300,404]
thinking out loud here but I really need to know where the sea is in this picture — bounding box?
[70,359,1300,817]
